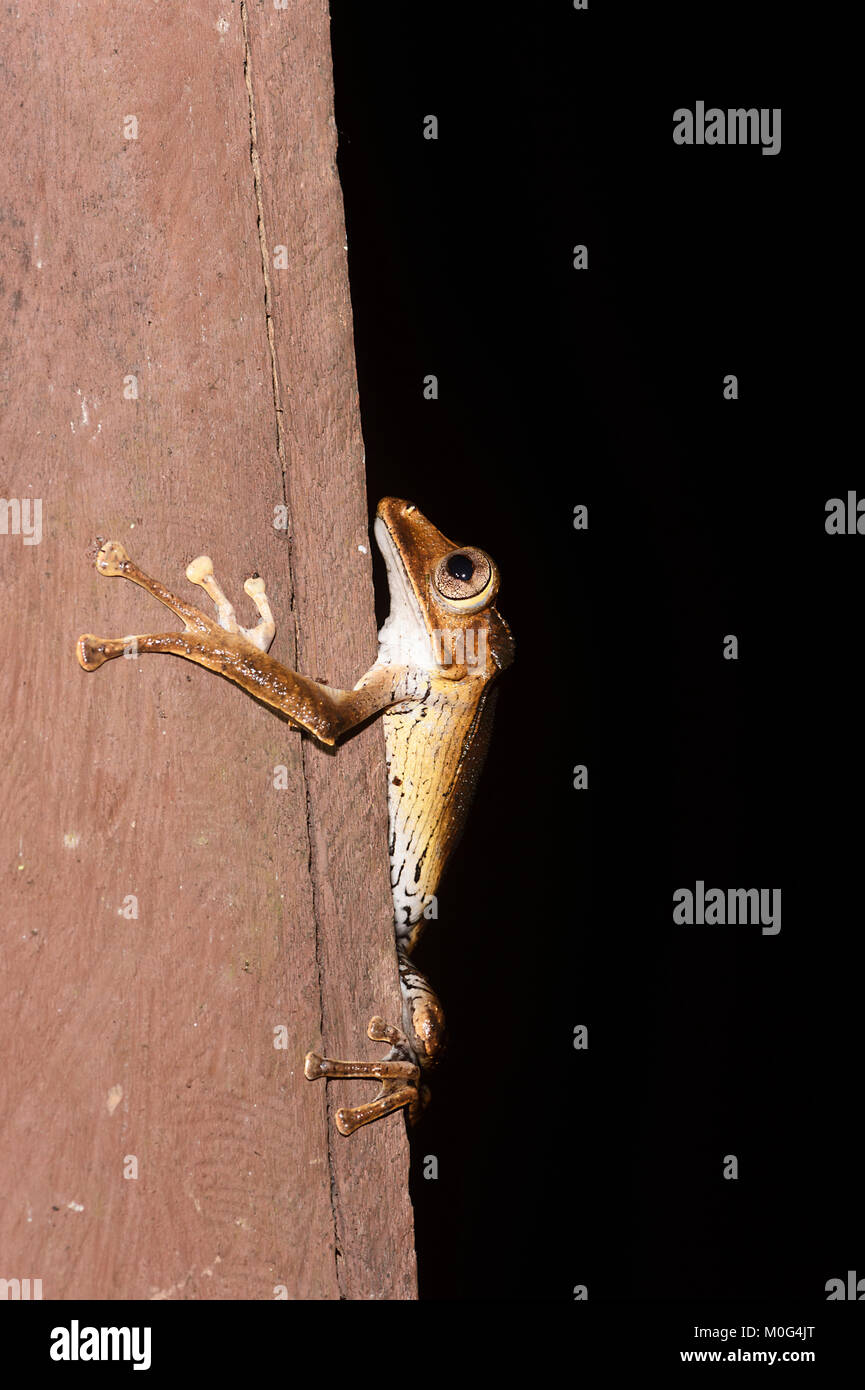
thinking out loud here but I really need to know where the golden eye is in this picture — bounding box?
[433,548,492,601]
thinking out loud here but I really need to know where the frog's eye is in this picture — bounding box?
[433,547,495,607]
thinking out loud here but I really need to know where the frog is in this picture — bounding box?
[76,498,514,1134]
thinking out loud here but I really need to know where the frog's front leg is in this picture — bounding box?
[304,949,445,1135]
[76,541,427,746]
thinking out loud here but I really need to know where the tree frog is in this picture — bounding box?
[77,498,514,1134]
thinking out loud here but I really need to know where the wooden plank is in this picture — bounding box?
[0,0,415,1301]
[244,0,416,1299]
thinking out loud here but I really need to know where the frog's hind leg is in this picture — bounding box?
[304,953,445,1135]
[305,1018,424,1136]
[397,947,447,1071]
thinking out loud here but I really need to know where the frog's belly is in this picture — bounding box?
[383,679,496,945]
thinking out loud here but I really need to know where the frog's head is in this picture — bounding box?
[374,498,514,678]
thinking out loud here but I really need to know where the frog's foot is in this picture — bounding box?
[76,541,420,745]
[185,554,275,652]
[76,540,276,669]
[304,1016,428,1136]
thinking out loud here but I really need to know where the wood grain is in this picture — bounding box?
[0,0,415,1301]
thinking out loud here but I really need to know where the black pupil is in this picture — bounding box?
[446,553,474,583]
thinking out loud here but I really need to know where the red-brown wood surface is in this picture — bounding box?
[0,0,416,1300]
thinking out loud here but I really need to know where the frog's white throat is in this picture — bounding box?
[373,516,435,671]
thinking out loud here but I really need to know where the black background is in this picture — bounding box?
[328,1,859,1304]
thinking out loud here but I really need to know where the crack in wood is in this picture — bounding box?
[241,0,288,489]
